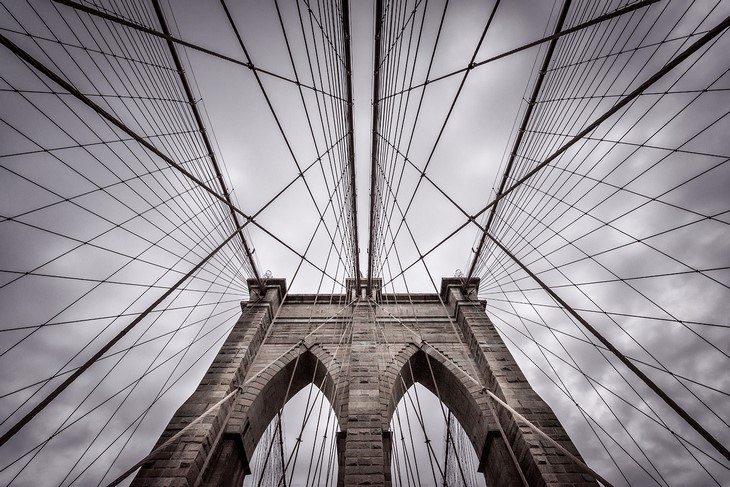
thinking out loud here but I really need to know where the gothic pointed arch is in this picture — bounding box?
[383,342,490,463]
[231,343,344,458]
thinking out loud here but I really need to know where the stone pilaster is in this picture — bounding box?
[131,279,285,487]
[441,277,596,487]
[340,300,388,485]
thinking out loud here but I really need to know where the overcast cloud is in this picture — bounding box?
[1,0,729,486]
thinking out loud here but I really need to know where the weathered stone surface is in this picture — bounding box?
[133,278,596,487]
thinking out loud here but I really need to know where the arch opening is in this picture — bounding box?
[242,384,340,486]
[237,348,342,486]
[390,383,486,487]
[387,348,488,487]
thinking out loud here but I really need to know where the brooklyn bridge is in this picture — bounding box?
[0,0,729,485]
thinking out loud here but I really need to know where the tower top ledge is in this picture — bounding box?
[245,277,480,304]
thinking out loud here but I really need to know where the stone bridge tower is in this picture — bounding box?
[131,278,597,486]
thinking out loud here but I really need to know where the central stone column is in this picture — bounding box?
[339,280,388,485]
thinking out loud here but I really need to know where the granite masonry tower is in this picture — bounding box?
[132,277,597,486]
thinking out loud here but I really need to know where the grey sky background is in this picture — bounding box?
[0,0,729,486]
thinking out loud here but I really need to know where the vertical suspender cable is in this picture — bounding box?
[341,0,362,287]
[368,0,384,291]
[150,0,262,287]
[466,0,572,284]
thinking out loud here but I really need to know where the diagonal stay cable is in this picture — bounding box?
[375,132,473,222]
[0,30,345,289]
[0,219,245,448]
[485,296,730,395]
[0,302,243,407]
[487,304,670,485]
[50,0,345,101]
[273,0,359,283]
[467,12,730,277]
[0,31,256,227]
[379,0,659,102]
[484,7,728,285]
[6,236,243,484]
[150,0,261,285]
[56,238,245,485]
[484,231,730,464]
[0,191,238,359]
[219,0,353,281]
[0,305,241,478]
[466,0,571,282]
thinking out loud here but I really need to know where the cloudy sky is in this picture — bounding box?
[0,0,729,485]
